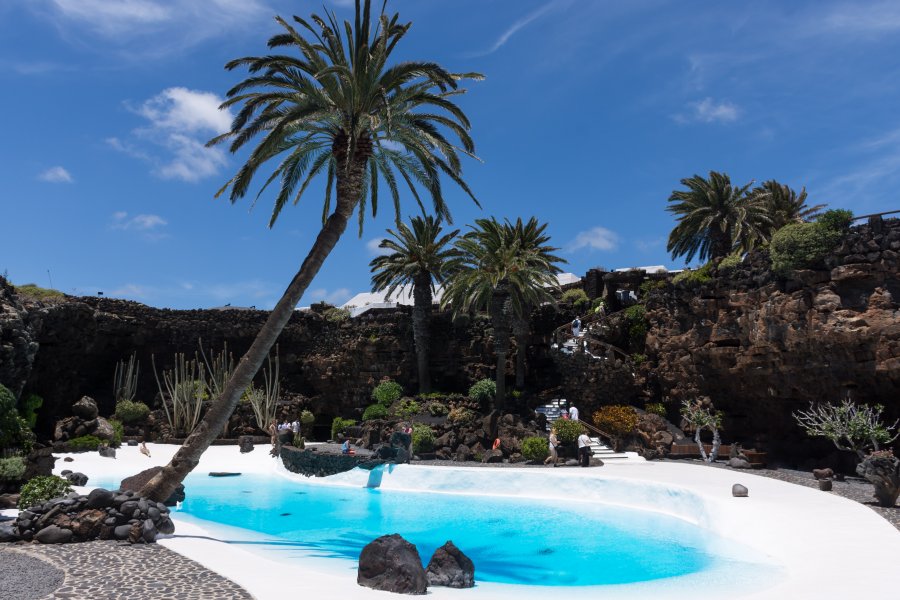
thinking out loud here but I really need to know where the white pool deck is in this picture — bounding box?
[18,443,900,599]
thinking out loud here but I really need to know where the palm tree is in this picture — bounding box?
[139,0,481,502]
[370,215,459,394]
[666,171,769,263]
[442,217,563,412]
[754,180,826,231]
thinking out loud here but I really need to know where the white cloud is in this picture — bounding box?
[111,212,168,240]
[38,166,73,183]
[470,1,566,57]
[568,227,620,252]
[366,238,390,256]
[816,2,900,35]
[111,87,232,182]
[307,287,352,305]
[676,97,740,124]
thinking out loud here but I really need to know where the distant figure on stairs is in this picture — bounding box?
[572,316,582,338]
[568,405,579,421]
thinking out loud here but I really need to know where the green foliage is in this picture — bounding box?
[593,405,639,437]
[553,418,583,444]
[510,389,522,399]
[362,403,389,421]
[323,307,350,323]
[680,399,724,430]
[411,423,435,454]
[396,399,421,419]
[300,410,315,425]
[0,456,26,481]
[19,475,73,509]
[645,402,667,418]
[331,417,356,441]
[769,222,842,275]
[427,402,449,417]
[14,284,64,300]
[631,353,647,365]
[591,297,608,311]
[109,419,124,447]
[447,407,478,425]
[521,436,549,462]
[672,263,714,286]
[793,398,898,459]
[717,251,743,272]
[418,392,445,400]
[114,400,151,424]
[0,384,34,452]
[18,394,42,429]
[561,288,590,311]
[817,209,854,232]
[638,280,667,298]
[468,379,496,404]
[624,304,648,348]
[293,434,306,449]
[372,379,404,407]
[67,435,104,451]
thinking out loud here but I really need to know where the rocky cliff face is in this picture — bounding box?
[643,217,900,464]
[0,279,39,399]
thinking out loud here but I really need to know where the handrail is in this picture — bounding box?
[575,419,616,447]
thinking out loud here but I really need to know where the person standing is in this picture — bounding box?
[544,428,559,467]
[572,316,582,338]
[568,405,579,422]
[577,430,593,467]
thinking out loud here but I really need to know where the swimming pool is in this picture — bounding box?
[119,465,778,588]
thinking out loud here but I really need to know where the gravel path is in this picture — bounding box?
[0,549,65,600]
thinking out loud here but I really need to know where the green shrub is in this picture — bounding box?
[411,423,435,454]
[672,263,713,286]
[362,403,389,421]
[323,307,350,322]
[18,394,42,429]
[645,402,667,418]
[624,304,648,348]
[13,284,65,300]
[67,435,104,452]
[638,280,667,298]
[561,288,590,311]
[18,475,73,509]
[0,456,26,481]
[468,379,496,404]
[0,384,35,452]
[447,407,478,425]
[427,402,449,417]
[631,353,647,365]
[817,208,854,232]
[396,399,421,419]
[110,419,124,447]
[114,400,151,424]
[770,222,842,275]
[522,436,549,462]
[300,410,315,425]
[593,405,639,437]
[553,418,583,444]
[418,392,445,400]
[718,251,743,272]
[331,417,356,441]
[372,379,403,407]
[591,297,608,311]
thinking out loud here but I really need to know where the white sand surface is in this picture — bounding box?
[47,443,900,599]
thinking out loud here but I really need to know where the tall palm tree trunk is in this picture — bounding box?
[139,158,367,503]
[490,283,511,414]
[411,271,432,394]
[512,312,529,389]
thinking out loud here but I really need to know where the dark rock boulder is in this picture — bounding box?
[71,396,99,420]
[813,468,834,480]
[728,458,752,469]
[238,436,255,453]
[98,446,116,459]
[732,483,749,497]
[86,488,115,509]
[425,541,474,588]
[482,449,503,464]
[120,467,185,506]
[35,525,73,544]
[65,472,88,486]
[0,523,19,542]
[358,534,427,595]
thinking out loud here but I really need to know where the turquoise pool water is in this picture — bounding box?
[157,471,726,586]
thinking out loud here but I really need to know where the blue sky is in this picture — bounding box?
[2,0,900,309]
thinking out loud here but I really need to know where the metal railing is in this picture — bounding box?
[575,418,616,449]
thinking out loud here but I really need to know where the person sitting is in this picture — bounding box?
[341,439,355,455]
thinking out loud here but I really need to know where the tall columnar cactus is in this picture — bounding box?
[113,352,139,404]
[152,353,207,437]
[247,346,280,432]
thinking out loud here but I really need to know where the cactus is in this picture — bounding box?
[113,352,139,404]
[152,353,207,436]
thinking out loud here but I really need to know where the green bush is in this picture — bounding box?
[624,304,648,348]
[593,405,639,437]
[427,402,449,417]
[638,280,667,298]
[18,394,42,429]
[0,456,26,481]
[372,379,403,407]
[631,353,647,365]
[522,436,549,462]
[362,403,389,421]
[396,399,421,419]
[411,423,435,454]
[331,417,356,441]
[468,379,496,404]
[300,410,315,425]
[67,435,104,452]
[672,263,713,286]
[645,402,667,418]
[561,288,590,311]
[817,209,854,232]
[418,392,445,400]
[114,400,151,424]
[553,418,583,444]
[13,284,65,300]
[770,222,842,275]
[0,384,34,452]
[447,406,478,425]
[323,307,350,322]
[717,252,743,272]
[18,475,73,509]
[591,297,608,311]
[110,419,124,447]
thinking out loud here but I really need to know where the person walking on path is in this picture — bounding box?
[577,430,593,467]
[572,316,582,338]
[544,428,560,466]
[568,405,579,421]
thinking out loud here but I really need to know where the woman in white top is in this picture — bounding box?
[544,428,559,466]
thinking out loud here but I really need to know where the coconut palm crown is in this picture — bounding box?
[666,171,769,263]
[754,180,826,231]
[370,215,460,393]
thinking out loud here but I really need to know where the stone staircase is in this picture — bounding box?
[534,399,630,460]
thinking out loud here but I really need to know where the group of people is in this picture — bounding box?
[543,405,593,467]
